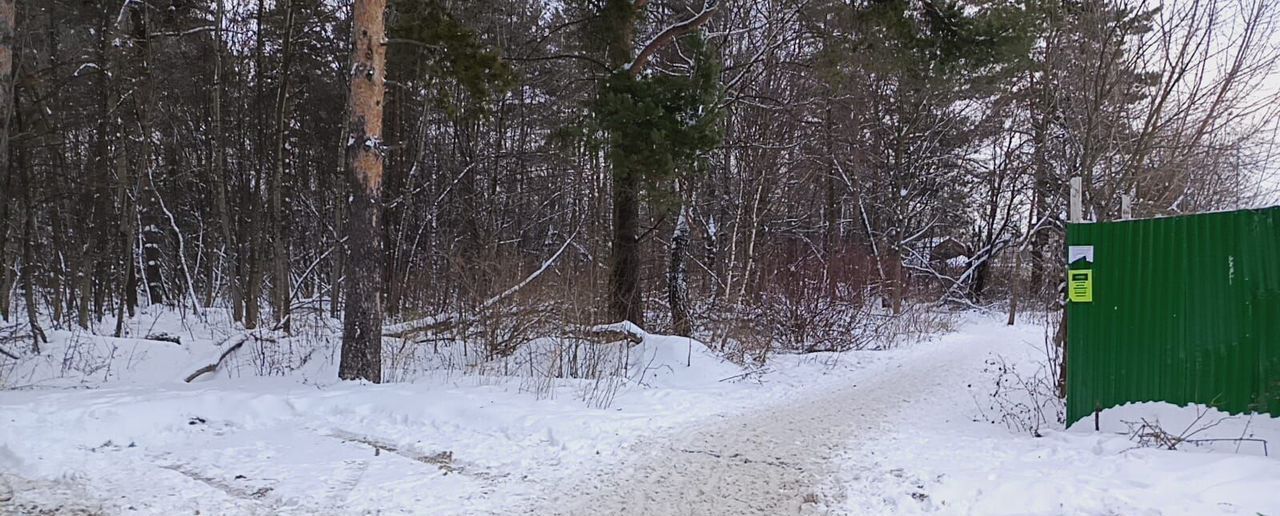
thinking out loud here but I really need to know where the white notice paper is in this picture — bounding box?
[1068,245,1094,264]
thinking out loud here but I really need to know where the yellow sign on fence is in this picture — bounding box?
[1069,270,1093,303]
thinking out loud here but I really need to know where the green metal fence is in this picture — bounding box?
[1065,206,1280,424]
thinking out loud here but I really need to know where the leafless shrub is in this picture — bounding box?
[383,256,640,407]
[978,354,1065,437]
[709,313,772,366]
[736,245,886,354]
[868,306,957,349]
[0,322,28,386]
[0,322,25,359]
[701,243,958,364]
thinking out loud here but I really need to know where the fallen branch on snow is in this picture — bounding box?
[383,230,577,338]
[182,333,251,383]
[574,321,647,345]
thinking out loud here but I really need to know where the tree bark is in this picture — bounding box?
[609,167,644,326]
[272,0,296,332]
[668,204,691,337]
[604,0,718,327]
[21,210,43,351]
[339,0,388,383]
[0,0,13,323]
[604,0,642,326]
[131,5,164,306]
[16,110,44,350]
[211,0,239,322]
[1007,246,1021,326]
[243,0,269,329]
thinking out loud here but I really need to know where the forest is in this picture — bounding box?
[0,0,1276,378]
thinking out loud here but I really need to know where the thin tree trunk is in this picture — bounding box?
[21,215,44,350]
[889,250,904,315]
[126,4,163,307]
[668,203,691,337]
[49,205,64,326]
[338,0,388,383]
[1007,247,1021,326]
[243,0,269,330]
[1029,76,1050,300]
[16,109,45,350]
[211,0,239,321]
[272,0,296,332]
[823,105,838,252]
[0,0,13,323]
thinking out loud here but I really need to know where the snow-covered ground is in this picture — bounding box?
[1,310,1278,515]
[831,320,1280,515]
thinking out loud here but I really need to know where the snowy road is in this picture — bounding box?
[533,340,964,515]
[6,316,1280,515]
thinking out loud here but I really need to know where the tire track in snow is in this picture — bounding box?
[528,341,966,515]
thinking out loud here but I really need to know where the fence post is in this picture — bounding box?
[1070,177,1083,223]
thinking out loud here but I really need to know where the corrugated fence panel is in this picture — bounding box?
[1066,207,1280,424]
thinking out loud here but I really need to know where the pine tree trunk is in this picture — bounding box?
[610,169,644,326]
[605,0,643,327]
[339,0,387,383]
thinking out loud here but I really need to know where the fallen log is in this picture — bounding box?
[575,321,647,345]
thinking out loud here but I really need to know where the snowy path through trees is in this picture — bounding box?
[8,318,1279,515]
[530,340,967,515]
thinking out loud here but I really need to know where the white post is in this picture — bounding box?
[1069,176,1083,223]
[1121,193,1132,220]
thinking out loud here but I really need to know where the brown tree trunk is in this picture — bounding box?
[605,0,643,327]
[116,145,138,319]
[604,0,718,327]
[610,169,644,326]
[339,0,387,383]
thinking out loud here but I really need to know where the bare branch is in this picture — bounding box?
[628,0,720,77]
